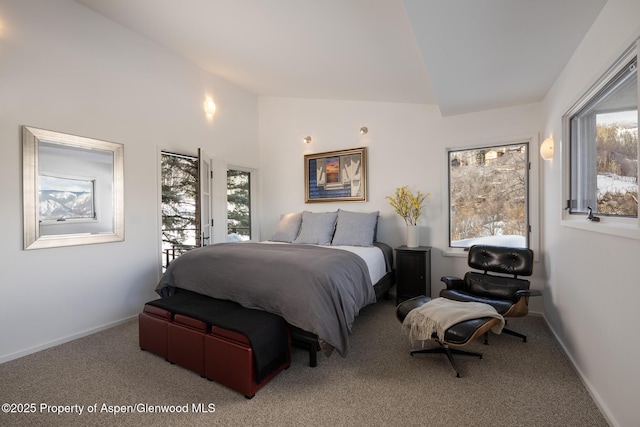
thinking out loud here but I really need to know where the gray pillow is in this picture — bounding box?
[269,212,303,243]
[293,211,338,245]
[331,209,379,247]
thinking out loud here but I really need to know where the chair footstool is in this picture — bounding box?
[396,296,500,377]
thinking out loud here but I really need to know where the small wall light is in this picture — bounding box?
[303,136,312,144]
[204,98,216,117]
[359,126,368,135]
[540,137,554,160]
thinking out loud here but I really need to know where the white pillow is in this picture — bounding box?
[269,212,302,243]
[331,209,379,247]
[293,211,338,245]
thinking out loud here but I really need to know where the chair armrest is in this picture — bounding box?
[440,276,465,290]
[515,289,542,298]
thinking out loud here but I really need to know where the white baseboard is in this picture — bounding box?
[0,314,137,364]
[541,314,618,427]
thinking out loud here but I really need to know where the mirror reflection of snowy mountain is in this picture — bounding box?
[39,190,94,220]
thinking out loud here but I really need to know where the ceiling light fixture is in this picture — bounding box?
[303,136,312,144]
[360,127,368,135]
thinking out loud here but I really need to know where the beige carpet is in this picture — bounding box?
[0,298,608,426]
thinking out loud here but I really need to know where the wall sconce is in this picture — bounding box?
[540,137,554,160]
[204,98,216,117]
[359,127,368,135]
[303,136,312,144]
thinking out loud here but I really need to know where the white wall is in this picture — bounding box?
[541,1,640,426]
[0,0,259,362]
[258,97,544,311]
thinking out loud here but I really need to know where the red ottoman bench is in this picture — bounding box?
[138,304,172,359]
[167,314,207,376]
[205,323,290,399]
[139,290,290,398]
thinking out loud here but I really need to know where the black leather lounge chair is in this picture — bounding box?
[440,244,540,343]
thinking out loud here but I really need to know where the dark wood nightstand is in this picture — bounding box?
[394,246,432,305]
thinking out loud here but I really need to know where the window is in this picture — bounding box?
[227,168,252,241]
[567,50,638,218]
[562,41,640,239]
[448,142,529,249]
[567,52,638,219]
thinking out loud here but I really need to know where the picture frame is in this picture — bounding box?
[304,147,367,203]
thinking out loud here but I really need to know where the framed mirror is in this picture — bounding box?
[23,126,124,250]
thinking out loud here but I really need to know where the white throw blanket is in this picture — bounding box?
[402,297,504,343]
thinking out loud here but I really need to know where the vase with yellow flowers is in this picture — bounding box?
[386,186,430,247]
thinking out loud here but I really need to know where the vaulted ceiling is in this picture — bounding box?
[75,0,607,116]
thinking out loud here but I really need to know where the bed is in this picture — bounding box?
[155,210,395,362]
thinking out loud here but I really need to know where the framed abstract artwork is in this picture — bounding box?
[304,147,367,203]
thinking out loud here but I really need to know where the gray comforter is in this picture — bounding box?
[156,242,377,357]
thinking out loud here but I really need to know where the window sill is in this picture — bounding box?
[442,248,468,258]
[561,217,640,240]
